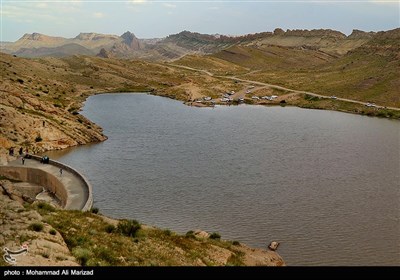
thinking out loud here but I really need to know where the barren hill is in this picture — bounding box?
[205,28,400,107]
[1,28,383,60]
[14,44,95,58]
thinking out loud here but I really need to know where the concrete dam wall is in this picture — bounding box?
[0,155,93,211]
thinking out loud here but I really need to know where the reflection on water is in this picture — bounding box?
[46,93,400,266]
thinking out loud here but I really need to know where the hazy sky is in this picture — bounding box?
[1,0,399,42]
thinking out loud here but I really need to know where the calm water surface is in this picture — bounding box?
[47,93,400,265]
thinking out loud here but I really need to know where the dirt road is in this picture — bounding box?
[170,64,400,111]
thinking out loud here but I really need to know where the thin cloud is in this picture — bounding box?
[93,12,105,19]
[36,3,48,9]
[130,0,148,4]
[2,2,81,25]
[163,3,177,8]
[369,0,400,5]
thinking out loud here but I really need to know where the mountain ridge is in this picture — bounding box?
[2,28,395,60]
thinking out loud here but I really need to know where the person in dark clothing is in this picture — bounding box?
[22,158,25,165]
[19,147,23,155]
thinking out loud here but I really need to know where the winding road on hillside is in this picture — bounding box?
[170,64,400,111]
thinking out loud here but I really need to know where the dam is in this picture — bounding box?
[0,155,92,211]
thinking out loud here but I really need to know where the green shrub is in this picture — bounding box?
[117,220,141,237]
[72,247,92,266]
[49,229,57,235]
[163,229,172,236]
[232,241,240,246]
[28,222,43,232]
[104,224,116,233]
[37,202,55,212]
[376,111,387,118]
[19,234,30,243]
[64,235,88,248]
[95,247,117,265]
[185,230,195,239]
[35,136,43,142]
[304,95,320,101]
[209,232,221,240]
[90,207,99,214]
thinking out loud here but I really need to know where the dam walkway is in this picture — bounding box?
[2,155,92,210]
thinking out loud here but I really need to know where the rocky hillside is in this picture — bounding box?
[0,180,284,266]
[1,28,387,61]
[0,181,79,266]
[0,54,107,154]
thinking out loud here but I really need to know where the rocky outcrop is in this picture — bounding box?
[349,28,400,58]
[348,29,376,39]
[0,183,78,266]
[120,31,142,50]
[273,28,285,36]
[284,29,346,39]
[0,180,37,204]
[97,48,112,58]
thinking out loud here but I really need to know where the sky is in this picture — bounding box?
[1,0,399,42]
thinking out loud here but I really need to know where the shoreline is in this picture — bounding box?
[1,52,399,157]
[1,88,398,159]
[0,158,286,266]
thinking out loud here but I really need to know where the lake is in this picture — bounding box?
[46,93,400,265]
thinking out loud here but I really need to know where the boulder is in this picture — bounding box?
[268,241,280,251]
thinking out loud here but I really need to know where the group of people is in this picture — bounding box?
[9,147,30,157]
[8,147,31,165]
[40,155,50,164]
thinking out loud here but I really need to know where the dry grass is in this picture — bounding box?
[207,43,400,108]
[43,209,247,266]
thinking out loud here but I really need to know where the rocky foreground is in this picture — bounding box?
[0,179,285,266]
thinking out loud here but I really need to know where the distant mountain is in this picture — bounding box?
[1,32,123,57]
[14,43,95,58]
[1,28,394,60]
